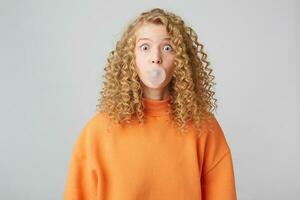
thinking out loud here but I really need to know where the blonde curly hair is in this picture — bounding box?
[96,8,217,136]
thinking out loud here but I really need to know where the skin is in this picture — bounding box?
[134,23,175,100]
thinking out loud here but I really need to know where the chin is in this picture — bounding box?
[144,81,169,90]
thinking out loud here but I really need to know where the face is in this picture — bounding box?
[134,23,175,90]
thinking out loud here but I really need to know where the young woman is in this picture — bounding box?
[64,8,237,200]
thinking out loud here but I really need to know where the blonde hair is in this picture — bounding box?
[96,8,217,136]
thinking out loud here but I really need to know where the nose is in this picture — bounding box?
[152,59,162,64]
[151,49,162,64]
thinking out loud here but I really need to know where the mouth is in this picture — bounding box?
[147,67,166,87]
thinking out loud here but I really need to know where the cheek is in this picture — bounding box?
[135,56,144,73]
[134,54,147,77]
[165,58,175,75]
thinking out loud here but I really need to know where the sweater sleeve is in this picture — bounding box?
[63,125,98,200]
[200,115,237,200]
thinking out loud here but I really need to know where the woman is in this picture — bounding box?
[64,8,237,200]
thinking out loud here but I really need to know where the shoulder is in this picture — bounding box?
[82,111,111,132]
[198,113,231,152]
[76,111,111,141]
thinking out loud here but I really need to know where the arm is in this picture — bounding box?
[63,125,98,200]
[200,115,237,200]
[201,149,237,200]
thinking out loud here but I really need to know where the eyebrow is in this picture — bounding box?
[137,37,171,42]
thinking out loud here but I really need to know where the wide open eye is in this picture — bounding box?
[140,44,150,51]
[163,44,174,52]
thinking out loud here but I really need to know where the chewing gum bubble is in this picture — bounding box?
[147,67,166,88]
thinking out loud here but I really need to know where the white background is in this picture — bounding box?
[0,0,299,199]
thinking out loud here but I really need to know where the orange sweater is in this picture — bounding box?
[64,96,237,200]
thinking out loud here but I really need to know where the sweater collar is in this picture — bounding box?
[142,95,171,116]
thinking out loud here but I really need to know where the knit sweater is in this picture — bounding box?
[63,95,237,200]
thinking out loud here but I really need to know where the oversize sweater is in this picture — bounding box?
[63,95,237,200]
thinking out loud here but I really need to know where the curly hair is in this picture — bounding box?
[96,8,218,136]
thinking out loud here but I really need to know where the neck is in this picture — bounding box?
[141,84,170,100]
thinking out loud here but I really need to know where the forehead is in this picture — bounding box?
[135,23,170,41]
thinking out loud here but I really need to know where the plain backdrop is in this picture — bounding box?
[0,0,299,199]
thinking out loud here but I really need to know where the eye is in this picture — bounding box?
[140,43,150,51]
[163,44,173,52]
